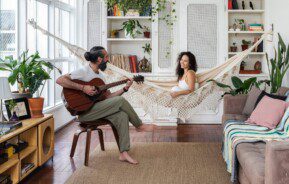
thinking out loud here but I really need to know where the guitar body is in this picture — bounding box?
[62,78,109,115]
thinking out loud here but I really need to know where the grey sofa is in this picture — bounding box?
[222,87,289,184]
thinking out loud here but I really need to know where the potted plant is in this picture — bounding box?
[230,42,237,52]
[110,29,121,38]
[0,50,61,117]
[143,26,150,38]
[122,20,143,38]
[266,33,289,93]
[106,0,117,16]
[241,40,251,51]
[139,43,152,72]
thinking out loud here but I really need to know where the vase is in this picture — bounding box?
[10,111,19,121]
[124,30,133,39]
[230,46,238,52]
[241,45,249,51]
[144,32,150,38]
[28,97,44,118]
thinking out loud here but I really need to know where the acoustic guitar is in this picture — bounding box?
[62,75,144,115]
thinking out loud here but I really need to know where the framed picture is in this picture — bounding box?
[5,98,31,120]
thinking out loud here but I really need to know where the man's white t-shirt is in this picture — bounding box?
[70,64,105,82]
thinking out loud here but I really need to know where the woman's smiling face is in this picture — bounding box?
[180,55,190,69]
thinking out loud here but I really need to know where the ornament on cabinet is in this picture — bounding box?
[250,1,254,10]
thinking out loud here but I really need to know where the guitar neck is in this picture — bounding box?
[98,79,130,91]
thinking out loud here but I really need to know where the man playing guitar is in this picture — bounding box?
[56,46,156,164]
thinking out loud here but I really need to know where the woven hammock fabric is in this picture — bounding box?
[27,19,270,119]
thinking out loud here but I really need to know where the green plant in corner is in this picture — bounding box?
[208,76,270,97]
[266,33,289,93]
[0,50,61,97]
[122,20,143,38]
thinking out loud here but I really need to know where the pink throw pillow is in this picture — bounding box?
[246,96,289,129]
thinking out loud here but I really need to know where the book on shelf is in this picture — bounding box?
[0,121,22,136]
[21,163,35,175]
[109,54,140,73]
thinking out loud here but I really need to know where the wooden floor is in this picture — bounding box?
[21,122,223,184]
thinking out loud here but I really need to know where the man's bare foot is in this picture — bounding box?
[119,151,138,164]
[136,124,157,132]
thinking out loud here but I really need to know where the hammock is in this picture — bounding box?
[27,19,271,119]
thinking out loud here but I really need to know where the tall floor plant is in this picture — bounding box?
[266,33,289,93]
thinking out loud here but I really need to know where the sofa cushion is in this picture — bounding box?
[222,114,248,127]
[237,142,266,184]
[242,86,262,116]
[255,90,287,108]
[246,96,288,129]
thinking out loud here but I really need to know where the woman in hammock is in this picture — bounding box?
[171,52,198,98]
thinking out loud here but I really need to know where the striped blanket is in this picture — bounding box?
[222,107,289,182]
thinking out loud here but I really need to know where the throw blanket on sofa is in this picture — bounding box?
[222,109,289,182]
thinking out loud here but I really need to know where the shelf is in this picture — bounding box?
[0,155,18,174]
[228,10,264,13]
[228,52,266,55]
[228,31,265,34]
[107,38,151,42]
[107,16,151,20]
[20,146,37,160]
[238,73,268,77]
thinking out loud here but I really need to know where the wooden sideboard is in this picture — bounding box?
[0,114,54,183]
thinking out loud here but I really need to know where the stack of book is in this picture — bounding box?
[109,54,139,73]
[0,175,12,184]
[21,163,35,176]
[248,24,263,31]
[0,121,22,136]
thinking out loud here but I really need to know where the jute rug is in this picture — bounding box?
[66,142,230,184]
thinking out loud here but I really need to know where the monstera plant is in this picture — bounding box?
[266,33,289,93]
[208,76,270,97]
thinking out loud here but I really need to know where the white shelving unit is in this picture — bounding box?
[107,16,151,20]
[227,0,267,78]
[107,38,151,42]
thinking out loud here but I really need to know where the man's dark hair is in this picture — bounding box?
[84,46,105,63]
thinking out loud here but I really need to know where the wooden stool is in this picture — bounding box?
[70,119,120,166]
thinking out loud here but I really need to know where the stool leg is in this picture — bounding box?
[110,125,120,151]
[97,129,105,151]
[85,129,92,166]
[70,130,84,158]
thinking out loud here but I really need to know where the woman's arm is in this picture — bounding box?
[171,71,196,98]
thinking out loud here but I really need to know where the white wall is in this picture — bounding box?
[265,0,289,86]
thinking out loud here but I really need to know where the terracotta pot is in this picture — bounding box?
[144,31,150,38]
[230,46,237,52]
[28,97,44,118]
[241,45,249,51]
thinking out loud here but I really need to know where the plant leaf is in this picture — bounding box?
[231,76,243,89]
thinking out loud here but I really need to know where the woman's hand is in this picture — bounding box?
[125,78,133,90]
[170,92,179,98]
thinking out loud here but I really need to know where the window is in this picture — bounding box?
[0,0,17,59]
[1,0,76,109]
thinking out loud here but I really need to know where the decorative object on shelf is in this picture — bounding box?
[125,9,139,17]
[5,98,31,121]
[235,19,246,31]
[6,99,18,121]
[0,77,12,122]
[228,0,233,10]
[230,42,238,52]
[139,43,152,72]
[143,26,150,38]
[240,61,246,70]
[106,0,117,16]
[110,29,121,38]
[229,26,234,31]
[232,0,239,9]
[242,1,245,10]
[248,23,263,31]
[241,39,252,51]
[0,121,22,136]
[122,20,143,38]
[113,4,121,16]
[208,76,269,97]
[266,33,289,93]
[239,70,262,74]
[250,1,254,10]
[254,61,262,71]
[140,4,152,16]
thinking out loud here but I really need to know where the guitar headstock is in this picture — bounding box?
[133,75,144,84]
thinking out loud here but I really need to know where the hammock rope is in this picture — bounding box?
[27,19,271,119]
